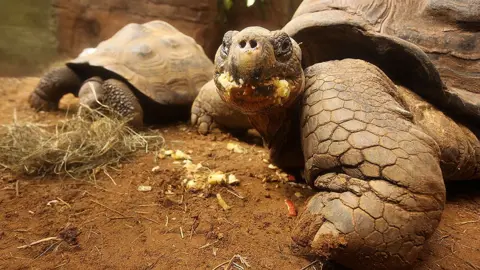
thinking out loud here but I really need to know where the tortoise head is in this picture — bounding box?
[213,27,304,114]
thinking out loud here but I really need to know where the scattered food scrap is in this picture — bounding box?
[151,166,161,173]
[216,193,231,210]
[227,174,240,185]
[208,172,227,185]
[226,142,245,153]
[267,164,278,170]
[284,199,297,217]
[137,185,152,192]
[172,150,191,160]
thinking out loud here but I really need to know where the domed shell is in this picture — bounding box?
[68,20,214,105]
[283,0,480,124]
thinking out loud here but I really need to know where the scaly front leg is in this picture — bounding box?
[191,80,251,135]
[294,59,446,269]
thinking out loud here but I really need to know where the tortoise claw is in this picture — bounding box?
[190,105,218,135]
[28,92,58,111]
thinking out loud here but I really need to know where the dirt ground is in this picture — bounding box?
[0,77,479,270]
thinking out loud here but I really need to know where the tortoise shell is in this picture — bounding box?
[283,0,480,125]
[68,20,214,105]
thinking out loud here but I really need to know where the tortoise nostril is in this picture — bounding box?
[249,40,257,48]
[239,40,247,48]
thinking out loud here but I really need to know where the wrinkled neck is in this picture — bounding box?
[247,101,304,170]
[247,108,290,147]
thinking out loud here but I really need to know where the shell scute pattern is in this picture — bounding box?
[69,21,213,105]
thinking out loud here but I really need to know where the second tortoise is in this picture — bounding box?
[29,20,213,126]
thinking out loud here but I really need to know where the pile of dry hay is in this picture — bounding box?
[0,105,164,178]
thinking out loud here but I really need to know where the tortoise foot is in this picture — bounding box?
[291,173,443,270]
[191,104,219,135]
[28,91,58,111]
[191,80,250,135]
[29,66,82,112]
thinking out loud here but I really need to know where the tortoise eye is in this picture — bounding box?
[221,40,229,55]
[274,33,292,60]
[281,40,290,51]
[220,31,235,57]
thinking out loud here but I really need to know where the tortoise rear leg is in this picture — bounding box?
[293,59,445,269]
[78,78,144,127]
[396,85,480,180]
[29,66,82,111]
[191,80,251,135]
[78,77,104,109]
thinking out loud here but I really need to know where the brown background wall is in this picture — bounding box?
[0,0,301,76]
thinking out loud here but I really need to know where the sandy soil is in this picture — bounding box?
[0,77,479,270]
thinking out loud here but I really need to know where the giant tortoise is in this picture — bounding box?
[191,0,480,134]
[189,1,480,269]
[29,20,213,126]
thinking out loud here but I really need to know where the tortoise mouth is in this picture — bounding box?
[215,71,296,114]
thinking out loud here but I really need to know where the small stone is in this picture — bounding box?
[151,166,161,173]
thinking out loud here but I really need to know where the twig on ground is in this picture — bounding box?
[17,237,62,249]
[90,199,125,217]
[136,203,161,207]
[34,241,62,259]
[103,169,117,186]
[15,180,19,197]
[226,189,244,199]
[56,197,71,208]
[190,216,199,239]
[455,220,480,225]
[199,240,219,249]
[300,260,323,270]
[225,256,237,269]
[141,216,161,225]
[212,260,229,270]
[212,254,250,270]
[108,216,134,221]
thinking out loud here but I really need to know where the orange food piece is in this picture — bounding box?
[284,199,297,217]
